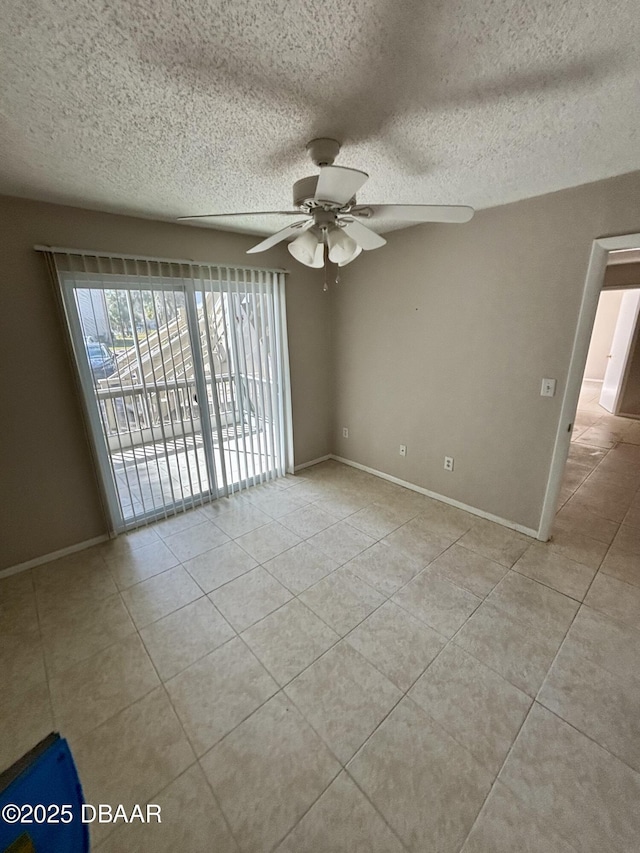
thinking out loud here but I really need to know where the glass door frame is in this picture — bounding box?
[60,272,223,532]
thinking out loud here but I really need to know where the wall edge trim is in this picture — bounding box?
[0,534,111,579]
[294,454,332,471]
[330,455,538,538]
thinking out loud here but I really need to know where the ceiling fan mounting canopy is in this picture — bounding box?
[177,137,475,271]
[305,137,341,168]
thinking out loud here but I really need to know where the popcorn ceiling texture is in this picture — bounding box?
[1,0,639,236]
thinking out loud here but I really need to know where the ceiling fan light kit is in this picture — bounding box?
[179,137,475,280]
[288,229,323,267]
[327,227,359,265]
[287,224,362,270]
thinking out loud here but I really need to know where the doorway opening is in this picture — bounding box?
[539,237,640,542]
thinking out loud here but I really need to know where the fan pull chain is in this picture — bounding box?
[321,260,340,292]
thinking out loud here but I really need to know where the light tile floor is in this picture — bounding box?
[2,379,640,851]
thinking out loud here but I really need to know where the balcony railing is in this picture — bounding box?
[96,373,267,451]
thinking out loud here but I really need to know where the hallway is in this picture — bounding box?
[556,379,640,576]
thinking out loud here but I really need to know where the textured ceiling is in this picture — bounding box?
[1,0,639,237]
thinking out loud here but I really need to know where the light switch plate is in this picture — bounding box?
[541,378,557,397]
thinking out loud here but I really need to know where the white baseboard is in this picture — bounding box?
[0,534,111,580]
[1,453,539,579]
[330,455,539,539]
[294,454,332,472]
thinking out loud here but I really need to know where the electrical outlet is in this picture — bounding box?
[399,444,407,457]
[343,427,349,438]
[444,456,454,472]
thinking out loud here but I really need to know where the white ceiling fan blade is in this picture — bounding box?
[178,210,300,221]
[314,166,369,206]
[341,218,387,250]
[351,204,474,223]
[246,220,310,254]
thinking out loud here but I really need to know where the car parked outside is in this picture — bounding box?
[86,342,116,379]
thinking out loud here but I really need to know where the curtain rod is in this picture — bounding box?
[33,245,289,275]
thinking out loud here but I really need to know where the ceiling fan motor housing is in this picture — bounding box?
[293,176,356,212]
[293,176,320,208]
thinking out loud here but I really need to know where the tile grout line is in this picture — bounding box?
[236,522,528,849]
[338,772,414,853]
[27,568,58,733]
[120,585,245,851]
[453,511,603,852]
[526,493,640,778]
[167,500,480,849]
[260,761,346,853]
[531,700,640,779]
[456,694,583,853]
[439,557,578,700]
[341,685,503,851]
[498,507,623,783]
[279,667,412,850]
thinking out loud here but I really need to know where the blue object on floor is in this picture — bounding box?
[0,733,89,853]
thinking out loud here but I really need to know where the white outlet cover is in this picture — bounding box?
[444,456,454,471]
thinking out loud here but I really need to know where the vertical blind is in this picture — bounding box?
[39,248,293,532]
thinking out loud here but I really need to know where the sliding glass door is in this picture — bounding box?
[56,258,291,532]
[195,273,287,494]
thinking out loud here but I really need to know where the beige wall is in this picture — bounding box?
[584,290,624,380]
[332,171,640,532]
[0,196,331,570]
[619,309,640,417]
[620,346,640,416]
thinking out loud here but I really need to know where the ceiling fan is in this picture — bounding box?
[178,138,474,269]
